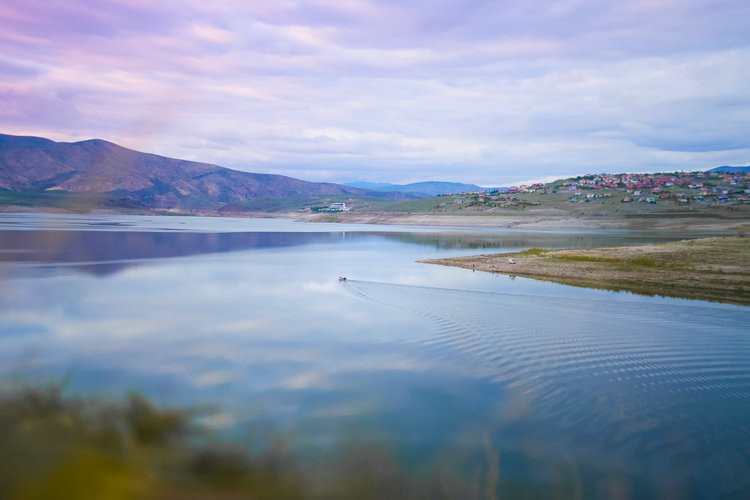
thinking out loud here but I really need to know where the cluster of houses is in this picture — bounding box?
[560,171,748,191]
[435,170,750,209]
[438,195,520,208]
[507,183,547,194]
[556,171,750,205]
[304,170,749,213]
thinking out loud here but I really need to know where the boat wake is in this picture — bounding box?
[342,279,750,450]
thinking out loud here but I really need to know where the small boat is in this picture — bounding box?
[338,276,347,281]
[507,258,516,264]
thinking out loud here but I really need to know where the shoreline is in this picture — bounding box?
[2,205,748,233]
[291,211,750,234]
[420,236,750,306]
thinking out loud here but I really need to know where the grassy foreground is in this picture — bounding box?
[420,236,750,306]
[0,385,505,500]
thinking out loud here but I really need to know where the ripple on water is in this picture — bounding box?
[344,280,750,454]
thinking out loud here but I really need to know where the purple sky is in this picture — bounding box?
[1,0,749,185]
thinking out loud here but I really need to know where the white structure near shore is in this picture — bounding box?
[327,202,350,211]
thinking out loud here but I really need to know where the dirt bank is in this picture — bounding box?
[295,211,749,233]
[420,236,750,306]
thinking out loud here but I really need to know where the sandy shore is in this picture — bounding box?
[292,211,599,228]
[420,236,750,306]
[293,211,750,233]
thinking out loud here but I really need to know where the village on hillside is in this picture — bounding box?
[435,170,750,211]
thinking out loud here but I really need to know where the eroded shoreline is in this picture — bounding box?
[293,211,750,234]
[420,236,750,306]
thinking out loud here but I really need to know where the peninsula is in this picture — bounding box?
[420,236,750,306]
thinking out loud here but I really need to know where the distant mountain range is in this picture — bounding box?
[3,133,742,213]
[0,133,411,210]
[706,166,750,173]
[344,181,488,197]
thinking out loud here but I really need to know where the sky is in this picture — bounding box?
[1,0,749,186]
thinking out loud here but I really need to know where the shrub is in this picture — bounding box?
[520,248,549,256]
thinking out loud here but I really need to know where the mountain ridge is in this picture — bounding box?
[0,133,409,210]
[344,180,489,197]
[706,166,750,174]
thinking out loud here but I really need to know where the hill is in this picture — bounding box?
[344,181,488,197]
[0,134,403,211]
[706,166,750,174]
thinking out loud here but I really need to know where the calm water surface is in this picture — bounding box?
[1,213,748,498]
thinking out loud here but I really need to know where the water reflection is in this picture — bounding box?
[0,226,715,277]
[0,230,354,274]
[0,214,748,498]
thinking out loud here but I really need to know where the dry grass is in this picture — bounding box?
[420,236,750,306]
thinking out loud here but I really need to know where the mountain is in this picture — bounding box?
[0,133,402,210]
[344,180,487,197]
[706,166,750,173]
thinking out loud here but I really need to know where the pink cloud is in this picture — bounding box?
[1,0,749,184]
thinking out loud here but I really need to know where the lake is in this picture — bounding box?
[1,213,749,498]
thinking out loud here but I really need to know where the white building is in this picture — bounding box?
[328,202,349,211]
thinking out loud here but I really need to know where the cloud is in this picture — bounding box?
[1,0,749,184]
